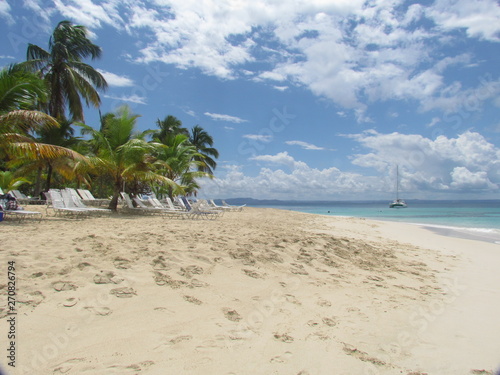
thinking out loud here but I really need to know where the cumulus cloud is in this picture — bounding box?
[97,69,134,87]
[426,0,500,42]
[19,0,500,120]
[204,112,247,123]
[103,93,146,104]
[348,130,500,192]
[200,131,500,199]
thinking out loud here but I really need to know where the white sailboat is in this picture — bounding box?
[389,165,407,208]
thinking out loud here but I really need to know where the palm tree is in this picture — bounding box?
[154,133,212,199]
[0,64,85,195]
[22,20,107,122]
[0,171,31,192]
[151,115,189,144]
[189,125,219,174]
[81,105,178,211]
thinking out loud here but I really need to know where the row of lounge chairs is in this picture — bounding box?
[1,186,245,221]
[120,193,229,220]
[44,189,112,217]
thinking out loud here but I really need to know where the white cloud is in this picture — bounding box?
[286,140,325,150]
[426,0,500,42]
[348,130,500,192]
[450,167,496,189]
[200,131,500,199]
[243,134,272,142]
[204,112,247,123]
[103,93,146,104]
[97,69,134,87]
[52,0,123,29]
[250,151,297,168]
[0,0,13,24]
[23,1,500,120]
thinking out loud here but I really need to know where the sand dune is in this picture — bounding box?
[0,207,498,374]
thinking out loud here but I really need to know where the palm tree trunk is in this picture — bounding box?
[45,162,53,191]
[108,178,122,211]
[33,166,43,198]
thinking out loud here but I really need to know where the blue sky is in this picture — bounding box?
[1,0,500,200]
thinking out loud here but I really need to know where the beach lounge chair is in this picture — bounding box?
[9,190,43,205]
[164,197,185,211]
[77,189,110,206]
[208,199,235,212]
[0,196,42,222]
[62,189,111,216]
[222,200,245,212]
[120,192,168,215]
[180,197,223,220]
[45,190,92,218]
[146,197,192,219]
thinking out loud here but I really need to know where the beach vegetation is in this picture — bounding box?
[1,20,218,204]
[80,105,179,211]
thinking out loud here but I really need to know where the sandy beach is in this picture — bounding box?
[0,206,499,375]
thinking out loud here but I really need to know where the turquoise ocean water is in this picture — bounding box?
[249,200,500,244]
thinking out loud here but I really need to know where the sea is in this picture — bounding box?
[244,200,500,244]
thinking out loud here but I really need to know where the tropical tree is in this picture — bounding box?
[22,20,107,122]
[0,64,85,195]
[150,115,189,144]
[80,105,178,211]
[0,171,31,192]
[154,133,212,199]
[189,125,219,174]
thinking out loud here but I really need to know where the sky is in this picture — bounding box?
[1,0,500,201]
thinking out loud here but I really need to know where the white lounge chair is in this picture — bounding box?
[45,190,92,217]
[9,189,43,205]
[180,197,223,220]
[62,189,111,216]
[222,200,245,212]
[77,189,110,206]
[0,196,42,222]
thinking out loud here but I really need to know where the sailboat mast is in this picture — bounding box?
[396,165,399,200]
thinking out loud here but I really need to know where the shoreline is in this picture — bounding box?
[1,207,499,374]
[274,207,500,244]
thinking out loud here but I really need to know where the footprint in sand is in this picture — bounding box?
[273,333,294,343]
[189,278,209,288]
[284,294,301,305]
[77,262,93,270]
[61,297,79,307]
[113,257,132,269]
[242,269,266,279]
[222,308,242,322]
[322,317,337,327]
[342,343,386,366]
[84,306,112,316]
[52,281,78,292]
[270,351,293,363]
[109,287,136,298]
[93,271,123,284]
[306,331,330,341]
[178,265,204,278]
[316,298,332,307]
[183,295,202,305]
[151,256,170,270]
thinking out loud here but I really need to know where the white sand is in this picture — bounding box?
[0,207,499,375]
